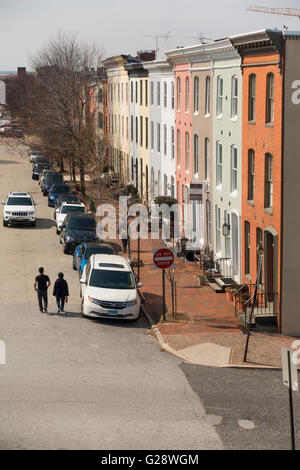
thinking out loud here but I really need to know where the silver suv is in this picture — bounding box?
[2,192,37,227]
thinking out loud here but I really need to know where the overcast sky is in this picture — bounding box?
[0,0,300,70]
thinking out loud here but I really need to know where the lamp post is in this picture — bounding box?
[243,242,264,362]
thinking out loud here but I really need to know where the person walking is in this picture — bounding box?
[119,222,128,253]
[53,272,69,313]
[34,267,51,313]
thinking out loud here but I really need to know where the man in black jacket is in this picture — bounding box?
[53,272,69,313]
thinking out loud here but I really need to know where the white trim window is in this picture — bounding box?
[266,73,274,124]
[163,124,167,156]
[164,82,167,108]
[248,149,255,201]
[264,153,273,209]
[193,76,199,113]
[150,121,154,150]
[231,145,238,193]
[150,81,154,105]
[185,77,190,113]
[177,129,181,166]
[157,81,161,107]
[205,76,211,116]
[171,81,175,109]
[171,126,175,159]
[185,132,189,171]
[231,76,238,119]
[205,137,210,181]
[216,141,222,187]
[157,123,161,153]
[177,77,181,111]
[248,74,256,122]
[216,76,223,117]
[193,134,198,175]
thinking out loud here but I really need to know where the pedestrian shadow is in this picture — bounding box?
[43,310,82,318]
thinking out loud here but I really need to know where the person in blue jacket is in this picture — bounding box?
[53,272,69,313]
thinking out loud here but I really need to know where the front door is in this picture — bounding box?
[266,232,274,300]
[231,213,239,279]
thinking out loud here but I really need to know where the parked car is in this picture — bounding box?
[56,202,86,234]
[59,213,97,254]
[48,183,71,207]
[32,163,52,180]
[80,254,141,320]
[32,156,51,169]
[2,192,37,227]
[54,193,81,219]
[41,172,64,196]
[73,241,115,274]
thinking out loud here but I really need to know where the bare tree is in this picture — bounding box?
[30,33,103,194]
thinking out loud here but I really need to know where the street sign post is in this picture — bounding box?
[281,347,298,450]
[153,248,175,320]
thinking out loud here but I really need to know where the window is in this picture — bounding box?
[224,211,231,258]
[151,121,154,150]
[145,80,148,106]
[171,126,175,159]
[264,153,273,209]
[131,82,133,103]
[99,88,103,103]
[157,81,160,106]
[140,116,143,146]
[177,129,181,165]
[135,117,138,143]
[164,82,167,108]
[205,138,210,181]
[256,228,263,284]
[118,84,120,103]
[140,80,143,105]
[193,76,199,113]
[122,116,124,137]
[248,74,256,121]
[185,132,189,170]
[145,117,148,149]
[157,123,161,152]
[171,81,175,109]
[205,76,211,116]
[163,124,167,156]
[266,73,274,124]
[216,141,222,187]
[206,200,211,246]
[98,112,103,129]
[231,145,238,193]
[185,77,190,112]
[193,134,198,175]
[150,81,154,105]
[164,174,168,196]
[245,221,251,275]
[231,76,238,119]
[177,77,181,110]
[248,149,255,201]
[171,176,174,198]
[216,76,223,116]
[135,81,138,103]
[215,205,221,254]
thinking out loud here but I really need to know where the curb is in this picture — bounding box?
[141,304,280,370]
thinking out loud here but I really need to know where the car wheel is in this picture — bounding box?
[3,220,8,227]
[63,243,68,254]
[30,221,36,227]
[72,261,76,271]
[47,201,51,207]
[56,228,60,235]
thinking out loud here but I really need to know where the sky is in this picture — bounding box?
[0,0,300,70]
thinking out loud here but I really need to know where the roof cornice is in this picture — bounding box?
[230,29,283,56]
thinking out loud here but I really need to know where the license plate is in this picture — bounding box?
[108,309,118,315]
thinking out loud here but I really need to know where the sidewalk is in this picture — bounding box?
[128,237,299,369]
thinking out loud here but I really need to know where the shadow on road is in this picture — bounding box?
[0,159,20,165]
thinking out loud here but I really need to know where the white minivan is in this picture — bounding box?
[80,254,141,320]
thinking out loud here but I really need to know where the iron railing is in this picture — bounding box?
[235,291,278,327]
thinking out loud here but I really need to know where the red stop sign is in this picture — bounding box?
[153,248,174,269]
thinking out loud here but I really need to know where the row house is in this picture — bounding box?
[143,59,176,203]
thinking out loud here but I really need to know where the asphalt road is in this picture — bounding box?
[181,364,300,450]
[0,144,223,450]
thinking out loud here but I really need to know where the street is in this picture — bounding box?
[0,144,223,450]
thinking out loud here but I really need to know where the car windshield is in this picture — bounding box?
[89,269,135,289]
[61,206,84,214]
[58,197,79,207]
[45,175,63,183]
[51,186,70,194]
[84,246,114,258]
[7,197,32,206]
[68,218,96,230]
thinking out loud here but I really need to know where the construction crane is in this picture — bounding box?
[247,5,300,20]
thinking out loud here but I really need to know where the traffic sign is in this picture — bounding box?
[153,248,174,270]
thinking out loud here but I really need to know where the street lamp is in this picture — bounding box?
[243,242,264,362]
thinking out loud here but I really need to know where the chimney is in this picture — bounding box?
[136,50,156,61]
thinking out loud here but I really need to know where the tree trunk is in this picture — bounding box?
[60,158,64,172]
[79,159,85,195]
[72,161,76,182]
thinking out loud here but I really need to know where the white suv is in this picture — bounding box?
[80,254,142,320]
[2,192,37,227]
